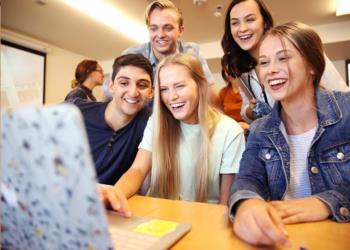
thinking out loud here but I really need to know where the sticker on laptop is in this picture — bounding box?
[134,219,179,237]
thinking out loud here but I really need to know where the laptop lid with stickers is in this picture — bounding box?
[1,104,191,250]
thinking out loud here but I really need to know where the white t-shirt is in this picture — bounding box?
[139,113,245,203]
[284,126,317,199]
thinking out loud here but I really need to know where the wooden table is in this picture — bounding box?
[127,195,350,250]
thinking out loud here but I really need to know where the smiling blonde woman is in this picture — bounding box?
[98,53,245,216]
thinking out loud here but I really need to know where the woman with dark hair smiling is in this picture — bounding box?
[221,0,348,124]
[65,59,104,102]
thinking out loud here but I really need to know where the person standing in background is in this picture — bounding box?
[221,0,349,123]
[65,59,104,102]
[103,0,221,109]
[220,72,250,132]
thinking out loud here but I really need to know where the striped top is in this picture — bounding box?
[284,126,317,199]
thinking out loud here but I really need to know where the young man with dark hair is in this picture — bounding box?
[72,54,153,184]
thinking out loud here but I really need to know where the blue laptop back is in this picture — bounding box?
[1,104,113,250]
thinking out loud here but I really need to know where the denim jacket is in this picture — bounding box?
[229,89,350,222]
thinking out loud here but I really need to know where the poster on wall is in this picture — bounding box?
[1,40,46,109]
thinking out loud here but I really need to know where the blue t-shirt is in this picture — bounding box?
[73,98,151,184]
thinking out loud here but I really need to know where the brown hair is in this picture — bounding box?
[150,53,219,201]
[221,0,274,78]
[111,54,153,84]
[262,21,325,88]
[145,0,183,29]
[71,60,98,88]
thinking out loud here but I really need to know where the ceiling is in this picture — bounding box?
[2,0,350,63]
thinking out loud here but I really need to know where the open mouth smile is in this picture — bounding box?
[268,78,287,90]
[238,34,253,42]
[170,102,185,110]
[124,98,139,104]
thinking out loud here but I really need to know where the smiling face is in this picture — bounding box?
[148,8,184,60]
[159,64,199,124]
[230,0,265,58]
[257,35,315,102]
[109,65,152,118]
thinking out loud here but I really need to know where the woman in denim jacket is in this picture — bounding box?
[229,21,350,248]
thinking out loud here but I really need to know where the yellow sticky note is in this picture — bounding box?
[134,219,178,237]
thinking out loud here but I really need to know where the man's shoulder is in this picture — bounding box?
[179,41,200,54]
[65,88,87,102]
[73,97,94,107]
[122,42,151,56]
[73,98,107,114]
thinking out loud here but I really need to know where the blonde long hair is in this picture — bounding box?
[150,53,219,201]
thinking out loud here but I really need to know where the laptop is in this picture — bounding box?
[1,104,191,250]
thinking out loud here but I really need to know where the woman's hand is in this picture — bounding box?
[234,199,291,248]
[98,184,132,217]
[246,98,257,120]
[238,122,250,132]
[269,196,331,224]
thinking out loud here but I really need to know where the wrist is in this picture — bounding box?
[246,107,256,120]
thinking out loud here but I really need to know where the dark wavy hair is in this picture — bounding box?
[111,54,153,84]
[262,21,325,88]
[221,0,274,78]
[71,60,98,88]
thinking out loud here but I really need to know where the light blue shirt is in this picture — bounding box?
[123,41,214,84]
[103,41,214,99]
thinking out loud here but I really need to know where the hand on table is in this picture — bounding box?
[269,196,330,224]
[234,199,291,248]
[98,184,132,217]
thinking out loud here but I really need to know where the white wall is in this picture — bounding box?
[100,58,114,74]
[45,47,88,104]
[333,60,346,80]
[1,29,105,105]
[213,73,226,90]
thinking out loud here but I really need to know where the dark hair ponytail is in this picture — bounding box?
[71,60,98,88]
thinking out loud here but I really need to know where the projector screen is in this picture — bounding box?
[1,40,46,109]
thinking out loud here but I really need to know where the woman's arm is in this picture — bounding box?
[115,149,152,196]
[220,174,235,205]
[98,149,152,216]
[239,85,253,121]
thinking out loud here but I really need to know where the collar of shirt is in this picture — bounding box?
[148,40,185,67]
